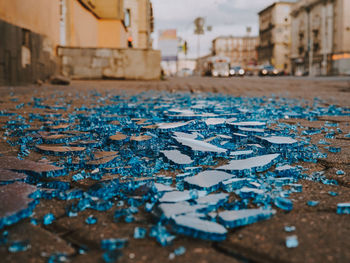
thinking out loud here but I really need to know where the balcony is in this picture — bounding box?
[79,0,124,20]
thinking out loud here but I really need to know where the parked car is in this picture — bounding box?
[177,68,193,77]
[259,65,279,76]
[229,66,245,77]
[211,57,230,77]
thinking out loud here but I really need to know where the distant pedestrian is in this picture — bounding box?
[128,36,133,48]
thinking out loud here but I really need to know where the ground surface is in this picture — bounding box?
[0,76,349,263]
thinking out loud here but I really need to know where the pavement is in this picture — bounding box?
[0,76,349,263]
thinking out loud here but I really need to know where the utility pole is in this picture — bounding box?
[321,2,327,76]
[194,17,205,59]
[307,7,313,76]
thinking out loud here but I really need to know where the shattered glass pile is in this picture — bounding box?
[0,91,349,259]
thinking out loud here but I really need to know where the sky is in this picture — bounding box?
[152,0,296,59]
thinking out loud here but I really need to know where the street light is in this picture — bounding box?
[194,17,205,59]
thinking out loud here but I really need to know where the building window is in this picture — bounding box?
[299,46,304,55]
[124,9,131,27]
[299,33,304,41]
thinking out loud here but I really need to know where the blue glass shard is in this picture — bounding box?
[196,193,229,210]
[47,253,68,263]
[134,227,147,239]
[274,197,293,211]
[160,150,193,165]
[87,155,118,168]
[217,154,280,174]
[145,202,154,212]
[307,200,319,207]
[173,136,227,154]
[336,203,350,214]
[218,209,275,228]
[149,224,176,246]
[175,173,192,182]
[327,147,341,153]
[0,230,8,245]
[85,215,97,224]
[284,225,296,232]
[204,118,227,126]
[221,178,248,192]
[174,246,186,256]
[173,132,199,140]
[0,169,27,184]
[229,150,254,159]
[8,240,31,252]
[43,213,55,225]
[159,190,206,203]
[157,121,194,130]
[328,191,338,197]
[124,214,134,223]
[229,121,266,128]
[156,203,207,219]
[336,170,345,175]
[238,127,265,134]
[153,183,175,193]
[184,166,202,175]
[270,177,296,187]
[0,182,38,229]
[156,175,173,186]
[289,184,303,193]
[103,250,123,263]
[238,187,266,199]
[171,215,227,241]
[101,238,128,251]
[286,235,298,248]
[109,133,128,142]
[318,139,330,145]
[258,136,298,146]
[275,165,299,177]
[0,156,65,178]
[36,144,85,156]
[184,170,234,192]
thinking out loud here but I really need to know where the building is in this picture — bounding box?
[124,0,154,49]
[291,0,350,76]
[0,0,160,85]
[212,36,258,68]
[62,0,127,48]
[257,1,294,73]
[158,29,179,76]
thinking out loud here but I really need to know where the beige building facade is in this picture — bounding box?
[0,0,159,85]
[291,0,350,75]
[257,1,294,73]
[124,0,154,49]
[212,36,258,68]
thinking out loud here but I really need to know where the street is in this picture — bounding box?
[0,77,349,263]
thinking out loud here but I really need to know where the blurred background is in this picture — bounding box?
[0,0,349,85]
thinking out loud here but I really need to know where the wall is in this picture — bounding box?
[0,20,57,86]
[334,0,350,53]
[65,0,127,48]
[98,20,127,48]
[58,47,161,80]
[124,0,140,47]
[0,0,59,85]
[273,3,292,72]
[66,0,99,47]
[0,0,61,47]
